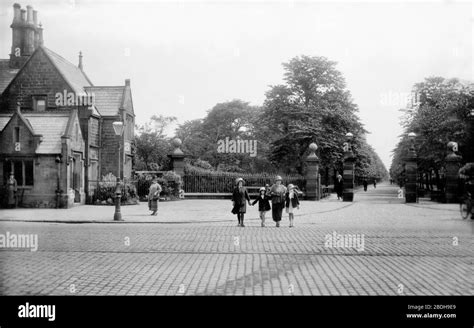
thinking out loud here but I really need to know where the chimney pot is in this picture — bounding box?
[125,79,130,87]
[33,10,38,26]
[21,9,26,22]
[12,4,21,24]
[26,5,34,24]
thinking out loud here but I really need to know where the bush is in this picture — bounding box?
[134,171,183,201]
[157,171,182,199]
[92,173,139,205]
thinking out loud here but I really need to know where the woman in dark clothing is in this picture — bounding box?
[269,175,287,227]
[148,178,162,216]
[252,187,271,227]
[7,173,17,208]
[373,180,377,188]
[231,178,251,227]
[363,179,368,192]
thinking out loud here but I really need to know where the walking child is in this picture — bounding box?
[285,184,300,227]
[252,187,271,227]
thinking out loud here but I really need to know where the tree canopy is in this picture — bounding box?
[136,55,388,181]
[390,77,474,183]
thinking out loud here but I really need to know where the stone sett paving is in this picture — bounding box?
[0,183,472,295]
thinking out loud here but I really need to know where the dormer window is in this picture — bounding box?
[32,96,47,111]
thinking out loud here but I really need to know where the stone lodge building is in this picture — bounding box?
[0,3,135,208]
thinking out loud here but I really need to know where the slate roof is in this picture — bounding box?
[0,115,11,131]
[1,47,132,117]
[0,112,71,154]
[85,86,124,116]
[0,60,20,95]
[42,47,93,94]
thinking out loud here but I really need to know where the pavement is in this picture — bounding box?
[0,182,472,295]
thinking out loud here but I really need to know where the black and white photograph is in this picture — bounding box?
[0,0,472,325]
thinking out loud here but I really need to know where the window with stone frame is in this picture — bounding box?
[32,95,47,111]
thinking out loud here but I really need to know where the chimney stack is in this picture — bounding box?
[33,10,39,47]
[125,79,130,87]
[78,51,83,70]
[10,4,23,68]
[10,4,43,68]
[24,5,35,55]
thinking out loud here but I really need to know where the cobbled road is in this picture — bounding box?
[0,183,472,295]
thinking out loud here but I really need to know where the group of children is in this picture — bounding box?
[232,180,300,228]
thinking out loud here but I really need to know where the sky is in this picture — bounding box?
[0,0,472,170]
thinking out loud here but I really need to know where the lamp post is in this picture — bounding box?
[55,155,63,208]
[112,121,124,221]
[342,132,355,202]
[404,132,418,203]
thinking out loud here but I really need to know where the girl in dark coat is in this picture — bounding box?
[252,187,271,227]
[231,178,251,227]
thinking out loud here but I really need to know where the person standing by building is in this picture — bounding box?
[231,178,251,227]
[7,173,17,208]
[252,187,271,227]
[285,184,300,227]
[269,176,287,227]
[334,174,343,200]
[363,179,368,192]
[148,177,162,216]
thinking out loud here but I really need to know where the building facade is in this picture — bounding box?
[0,3,135,208]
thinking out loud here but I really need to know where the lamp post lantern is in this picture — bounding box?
[112,121,124,221]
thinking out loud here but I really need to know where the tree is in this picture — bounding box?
[390,77,474,186]
[134,115,177,170]
[262,55,370,175]
[175,99,274,172]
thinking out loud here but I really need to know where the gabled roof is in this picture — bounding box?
[85,86,124,116]
[0,111,72,154]
[0,60,20,95]
[0,46,93,99]
[42,47,93,94]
